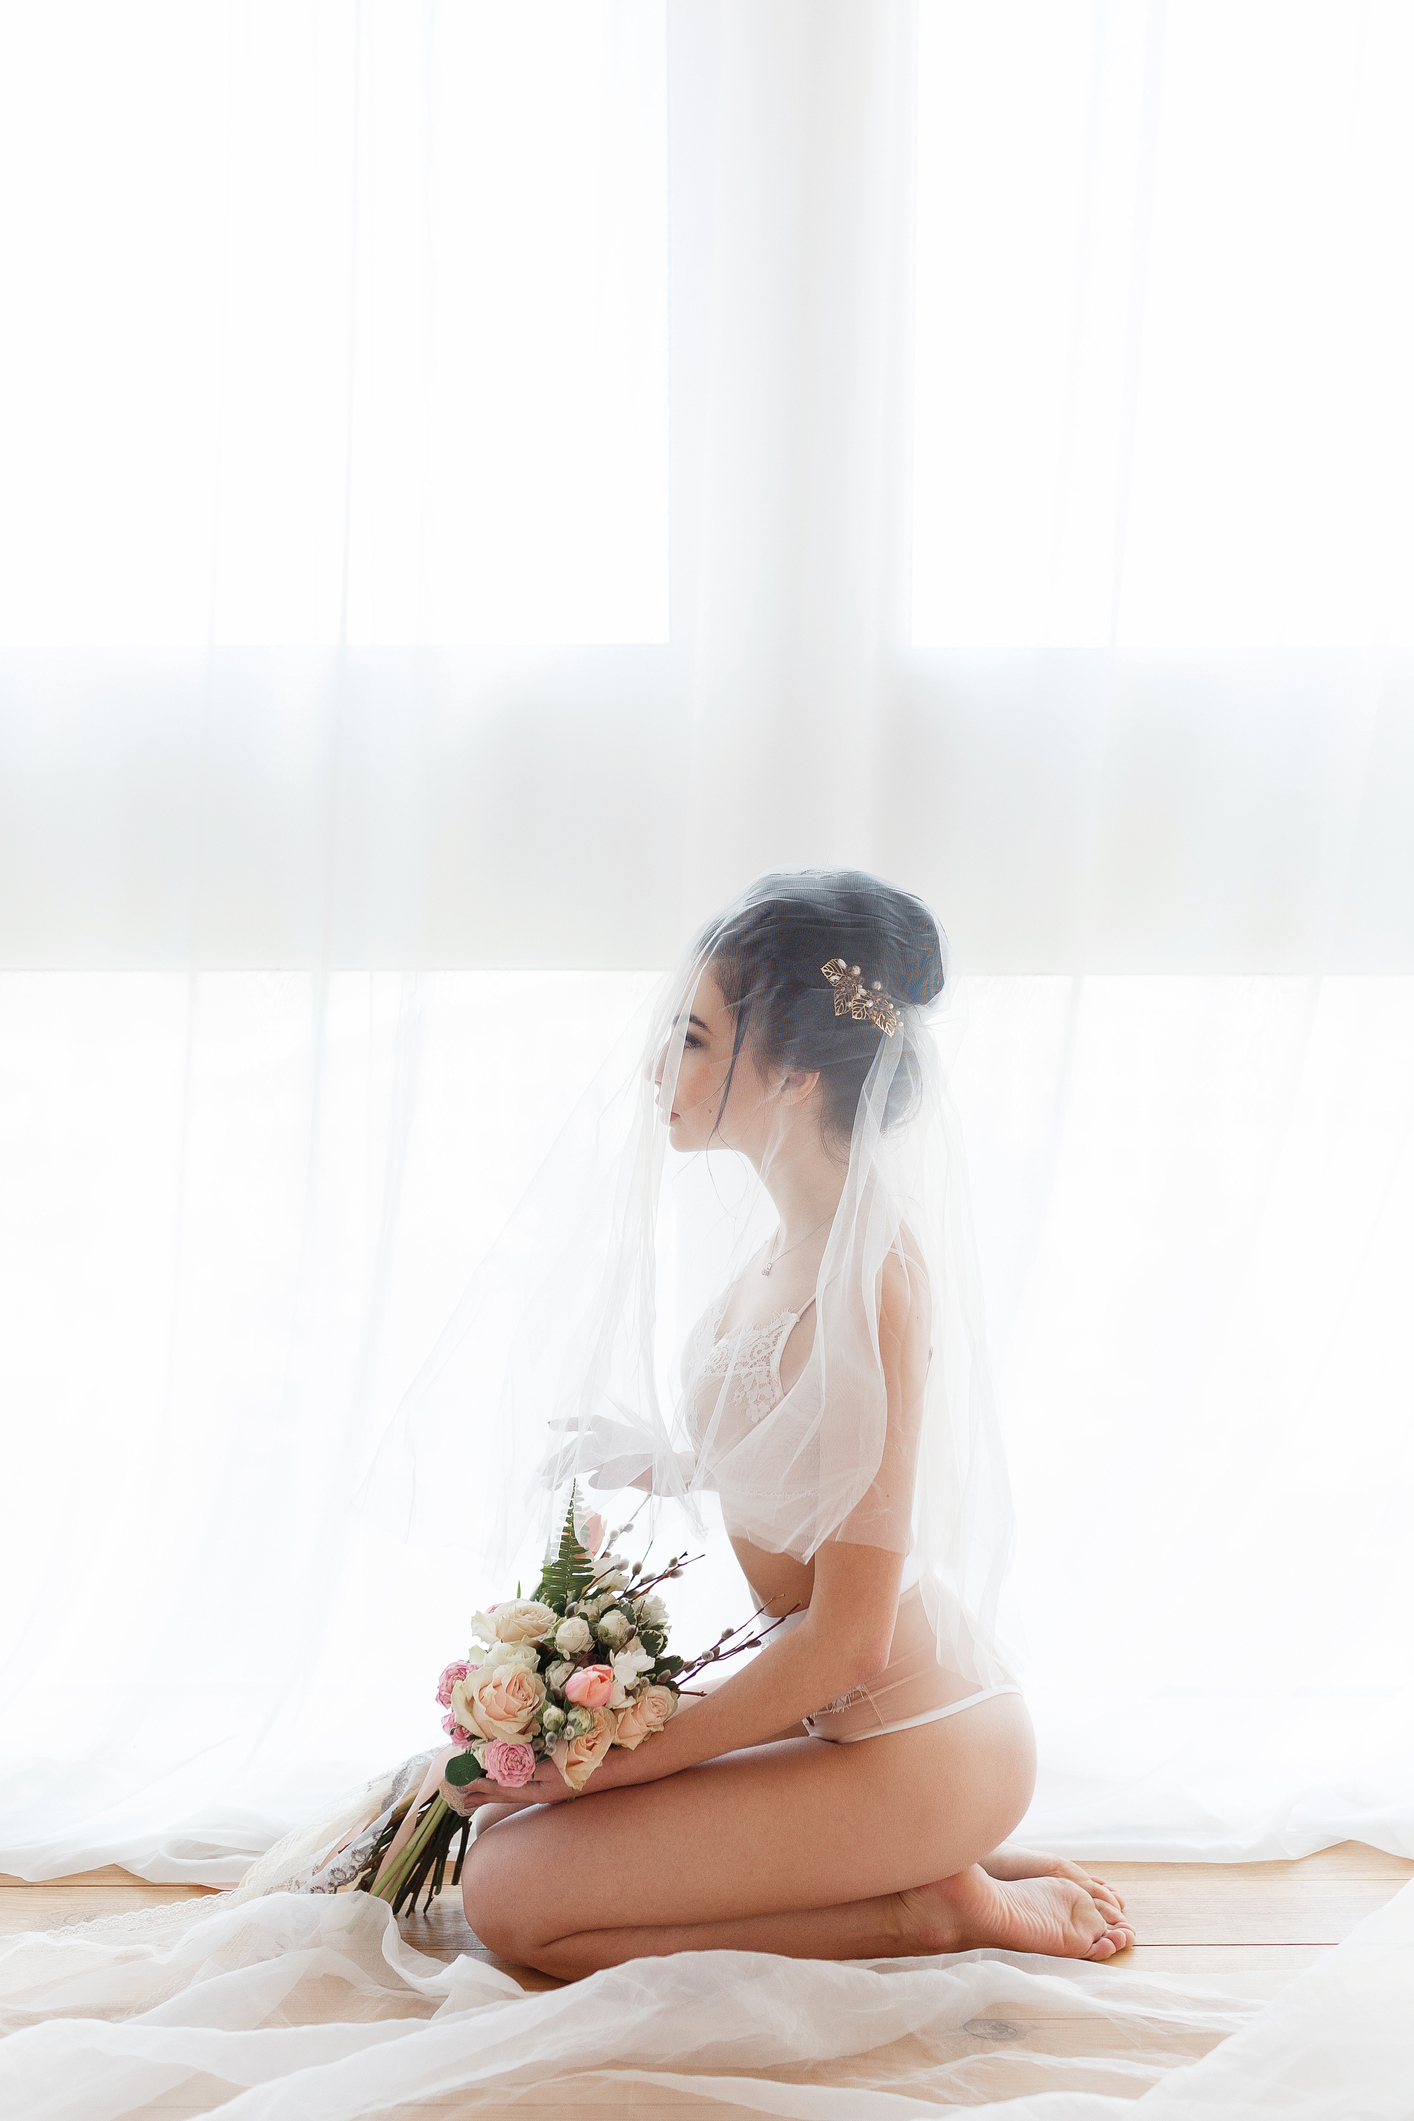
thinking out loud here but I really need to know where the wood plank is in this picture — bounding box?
[1087,1842,1413,1884]
[0,1864,157,1889]
[0,1866,220,1893]
[1127,1943,1327,1972]
[1102,1876,1399,1946]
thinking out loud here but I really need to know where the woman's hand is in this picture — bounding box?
[433,1744,576,1813]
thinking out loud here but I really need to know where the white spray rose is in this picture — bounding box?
[554,1616,593,1657]
[635,1592,668,1628]
[565,1704,596,1737]
[541,1703,567,1734]
[544,1658,574,1691]
[468,1611,498,1647]
[595,1609,632,1649]
[609,1641,654,1707]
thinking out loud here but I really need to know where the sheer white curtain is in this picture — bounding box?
[1,0,1411,1881]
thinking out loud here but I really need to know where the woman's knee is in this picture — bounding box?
[461,1827,535,1958]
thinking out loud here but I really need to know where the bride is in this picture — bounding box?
[380,870,1135,1979]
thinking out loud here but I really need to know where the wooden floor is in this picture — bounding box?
[3,1843,1409,2111]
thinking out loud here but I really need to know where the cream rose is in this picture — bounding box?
[451,1660,546,1744]
[613,1683,677,1750]
[483,1640,539,1672]
[553,1705,618,1792]
[491,1599,558,1645]
[594,1609,632,1649]
[554,1615,593,1657]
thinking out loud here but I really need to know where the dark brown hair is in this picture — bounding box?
[697,869,946,1146]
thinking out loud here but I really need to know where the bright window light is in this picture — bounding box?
[0,2,668,647]
[912,0,1414,651]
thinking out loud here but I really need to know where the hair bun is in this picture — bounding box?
[697,869,949,1144]
[891,895,948,1008]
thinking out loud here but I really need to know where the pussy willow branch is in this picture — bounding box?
[674,1605,804,1685]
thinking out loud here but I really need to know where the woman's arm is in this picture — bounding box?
[448,1537,903,1810]
[604,1534,905,1785]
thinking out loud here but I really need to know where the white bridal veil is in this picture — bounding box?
[361,868,1018,1688]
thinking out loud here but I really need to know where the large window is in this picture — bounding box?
[0,2,668,648]
[912,0,1414,650]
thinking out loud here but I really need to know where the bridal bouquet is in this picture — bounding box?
[437,1505,688,1799]
[363,1495,778,1915]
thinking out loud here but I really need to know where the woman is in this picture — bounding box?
[407,871,1134,1978]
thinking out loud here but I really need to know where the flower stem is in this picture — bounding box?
[372,1794,450,1906]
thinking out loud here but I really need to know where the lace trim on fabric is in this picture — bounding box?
[810,1685,870,1716]
[681,1293,802,1431]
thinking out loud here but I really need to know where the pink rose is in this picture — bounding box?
[436,1661,469,1708]
[452,1660,546,1743]
[441,1713,475,1744]
[613,1683,677,1750]
[482,1740,537,1788]
[553,1707,618,1792]
[564,1663,615,1708]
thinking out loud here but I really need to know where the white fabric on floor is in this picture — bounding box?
[1,1790,1409,2120]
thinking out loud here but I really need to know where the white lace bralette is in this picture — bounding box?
[680,1290,814,1432]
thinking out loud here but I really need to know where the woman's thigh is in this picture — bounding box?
[465,1693,1035,1946]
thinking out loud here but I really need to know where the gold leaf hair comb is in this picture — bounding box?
[820,959,901,1037]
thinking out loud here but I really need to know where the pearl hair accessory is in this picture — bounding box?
[820,959,901,1037]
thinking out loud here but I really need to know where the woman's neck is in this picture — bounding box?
[755,1133,845,1246]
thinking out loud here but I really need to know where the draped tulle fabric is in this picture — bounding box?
[1,1777,1409,2120]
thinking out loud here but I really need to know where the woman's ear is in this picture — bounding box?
[777,1067,821,1107]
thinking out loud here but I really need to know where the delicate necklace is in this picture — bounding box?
[761,1214,832,1276]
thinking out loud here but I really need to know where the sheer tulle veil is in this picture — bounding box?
[358,869,1020,1690]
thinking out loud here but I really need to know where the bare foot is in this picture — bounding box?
[898,1864,1136,1962]
[981,1842,1126,1920]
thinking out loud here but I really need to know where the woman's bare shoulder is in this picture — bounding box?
[880,1229,931,1348]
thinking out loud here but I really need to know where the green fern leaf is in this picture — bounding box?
[533,1485,599,1612]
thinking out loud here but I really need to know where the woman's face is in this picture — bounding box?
[655,966,771,1154]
